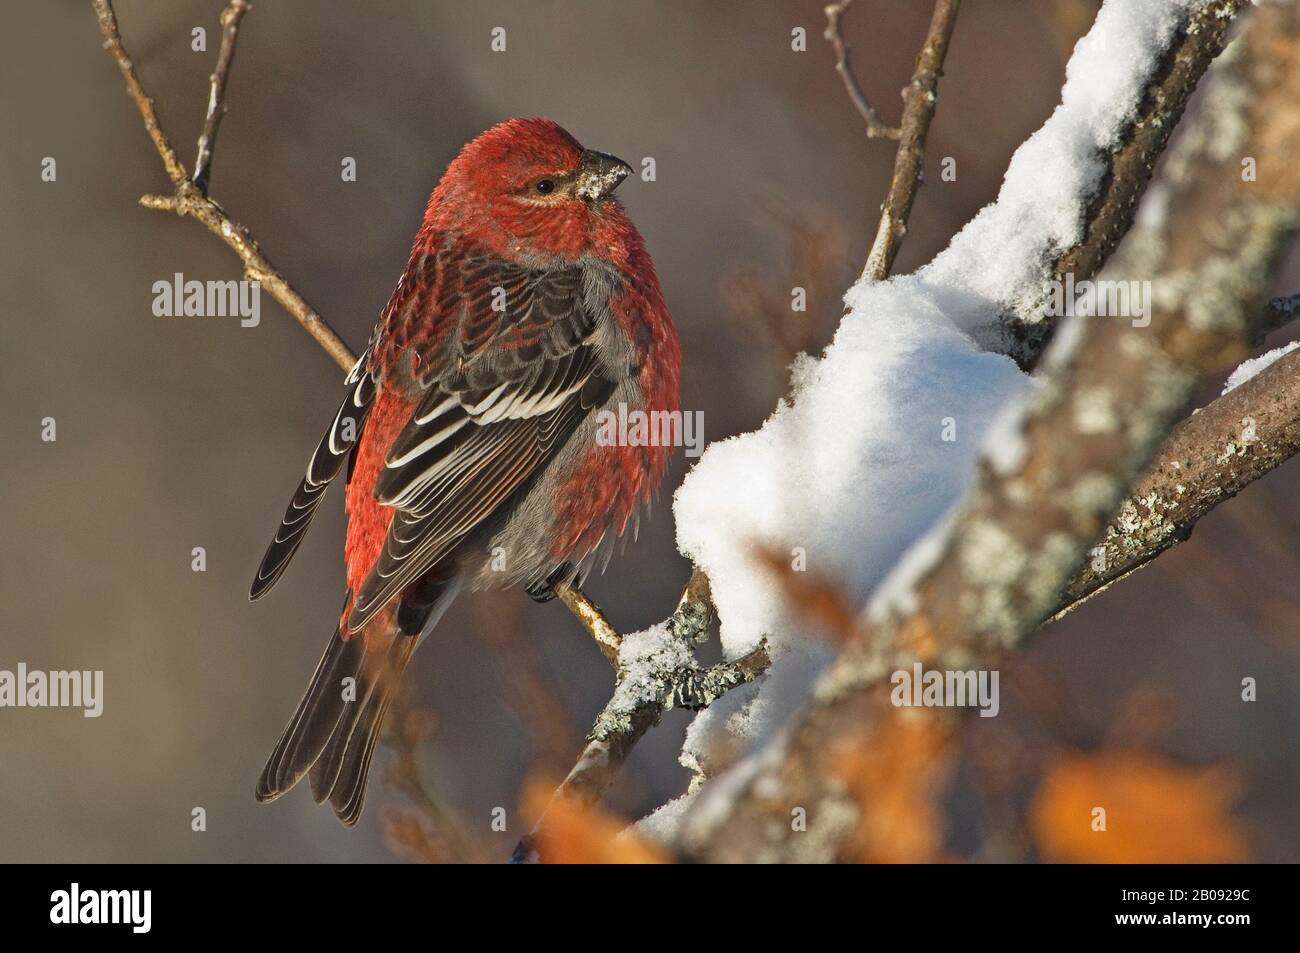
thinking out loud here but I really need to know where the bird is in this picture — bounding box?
[249,117,681,826]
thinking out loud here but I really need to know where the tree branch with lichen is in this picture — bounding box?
[675,0,1300,863]
[990,0,1247,367]
[512,571,768,863]
[1047,0,1300,619]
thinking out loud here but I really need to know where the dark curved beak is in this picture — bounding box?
[575,150,633,201]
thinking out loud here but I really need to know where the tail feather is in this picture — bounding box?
[314,637,416,826]
[255,627,363,803]
[255,575,460,827]
[306,654,380,806]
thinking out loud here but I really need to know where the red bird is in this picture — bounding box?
[250,118,680,825]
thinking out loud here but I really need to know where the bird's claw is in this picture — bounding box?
[526,563,578,603]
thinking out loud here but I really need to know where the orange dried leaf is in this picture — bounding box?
[1031,752,1248,863]
[521,778,669,864]
[835,711,955,863]
[752,543,857,642]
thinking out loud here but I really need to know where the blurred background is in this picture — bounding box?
[1,0,1295,862]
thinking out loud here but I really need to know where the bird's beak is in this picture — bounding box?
[575,150,633,201]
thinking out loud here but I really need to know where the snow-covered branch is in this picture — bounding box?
[1053,3,1300,616]
[663,4,1248,803]
[512,571,768,863]
[669,0,1300,863]
[991,0,1244,366]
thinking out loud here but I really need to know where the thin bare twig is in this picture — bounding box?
[553,581,622,667]
[824,0,901,141]
[92,0,188,187]
[193,0,250,193]
[93,0,355,373]
[861,0,961,281]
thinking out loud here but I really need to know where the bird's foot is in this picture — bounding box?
[525,563,577,603]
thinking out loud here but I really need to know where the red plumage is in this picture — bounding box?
[342,387,415,615]
[250,117,680,825]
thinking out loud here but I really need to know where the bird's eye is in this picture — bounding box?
[533,178,556,195]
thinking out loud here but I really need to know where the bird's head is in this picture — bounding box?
[425,117,636,264]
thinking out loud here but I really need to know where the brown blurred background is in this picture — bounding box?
[1,0,1295,862]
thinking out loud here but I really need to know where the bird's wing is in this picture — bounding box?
[344,246,614,633]
[250,353,377,600]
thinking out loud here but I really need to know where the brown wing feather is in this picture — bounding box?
[344,245,613,634]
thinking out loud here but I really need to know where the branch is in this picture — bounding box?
[677,0,1299,863]
[93,0,355,374]
[1000,0,1245,367]
[512,571,768,863]
[192,0,250,194]
[685,207,1288,862]
[861,0,961,281]
[553,582,622,667]
[92,0,188,187]
[1047,0,1300,618]
[824,0,901,141]
[1054,323,1300,622]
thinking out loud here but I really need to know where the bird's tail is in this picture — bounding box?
[255,578,457,826]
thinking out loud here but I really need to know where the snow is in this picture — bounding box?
[1221,341,1300,395]
[675,288,1028,665]
[928,0,1196,347]
[866,507,960,622]
[598,623,694,729]
[626,791,697,846]
[641,0,1211,835]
